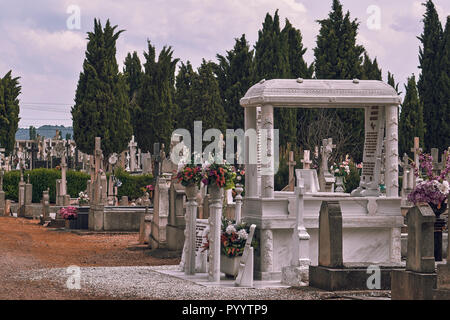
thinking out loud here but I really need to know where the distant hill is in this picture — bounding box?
[16,125,74,140]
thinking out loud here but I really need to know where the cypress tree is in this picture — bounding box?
[417,0,443,151]
[135,41,179,152]
[254,11,297,148]
[436,16,450,152]
[174,61,197,133]
[361,52,382,80]
[214,34,254,130]
[313,0,366,161]
[123,51,143,136]
[399,75,425,156]
[387,71,401,95]
[0,71,21,156]
[191,60,227,134]
[71,19,132,158]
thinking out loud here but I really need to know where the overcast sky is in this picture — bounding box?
[0,0,449,128]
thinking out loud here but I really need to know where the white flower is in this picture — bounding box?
[335,169,339,173]
[237,229,248,240]
[438,180,449,195]
[225,225,236,235]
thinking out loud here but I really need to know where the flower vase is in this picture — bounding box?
[335,176,345,193]
[220,254,241,278]
[185,184,199,200]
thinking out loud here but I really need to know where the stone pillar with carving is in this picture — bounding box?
[208,184,223,282]
[260,105,274,198]
[385,105,399,197]
[184,184,198,275]
[244,106,258,198]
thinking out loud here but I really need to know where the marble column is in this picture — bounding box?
[208,185,223,282]
[184,185,198,275]
[244,107,258,198]
[385,105,399,197]
[260,105,274,198]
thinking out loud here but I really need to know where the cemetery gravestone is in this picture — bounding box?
[318,138,336,192]
[391,204,437,300]
[235,224,257,287]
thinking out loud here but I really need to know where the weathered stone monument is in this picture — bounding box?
[309,200,402,291]
[56,152,70,207]
[88,137,106,231]
[149,174,171,249]
[392,204,437,300]
[167,181,186,251]
[318,138,336,192]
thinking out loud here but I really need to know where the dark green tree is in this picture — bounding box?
[399,75,425,157]
[135,41,179,152]
[174,61,197,133]
[313,0,366,161]
[417,0,443,151]
[191,60,227,134]
[253,11,301,147]
[123,51,143,134]
[0,71,21,156]
[214,34,254,130]
[29,126,37,140]
[71,19,133,158]
[435,16,450,152]
[361,52,382,80]
[387,71,401,95]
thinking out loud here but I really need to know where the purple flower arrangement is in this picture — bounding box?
[408,152,450,209]
[59,206,78,220]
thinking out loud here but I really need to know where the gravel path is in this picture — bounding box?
[14,265,390,300]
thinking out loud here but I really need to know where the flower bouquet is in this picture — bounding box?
[78,191,89,206]
[175,163,203,187]
[202,217,257,258]
[202,163,236,189]
[59,206,78,220]
[408,152,450,215]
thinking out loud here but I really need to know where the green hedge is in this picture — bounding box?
[2,168,154,203]
[113,168,154,200]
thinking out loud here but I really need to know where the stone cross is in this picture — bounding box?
[287,151,296,192]
[410,137,422,172]
[301,150,312,169]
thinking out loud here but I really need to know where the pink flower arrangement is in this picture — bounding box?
[408,152,450,210]
[59,206,78,220]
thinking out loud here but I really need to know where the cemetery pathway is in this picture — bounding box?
[0,216,179,300]
[0,217,391,300]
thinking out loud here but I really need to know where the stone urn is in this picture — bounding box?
[185,184,199,200]
[209,184,223,199]
[220,254,240,278]
[335,176,345,193]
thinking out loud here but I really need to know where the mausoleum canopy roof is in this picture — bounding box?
[240,79,401,108]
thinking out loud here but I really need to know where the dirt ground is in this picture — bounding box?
[0,216,179,300]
